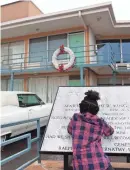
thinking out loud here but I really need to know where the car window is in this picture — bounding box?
[18,94,44,107]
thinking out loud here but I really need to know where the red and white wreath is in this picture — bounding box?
[52,45,76,72]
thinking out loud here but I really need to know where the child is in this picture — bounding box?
[68,90,114,170]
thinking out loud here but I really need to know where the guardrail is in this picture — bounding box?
[1,118,41,170]
[1,43,116,73]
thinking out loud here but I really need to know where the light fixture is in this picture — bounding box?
[95,34,101,39]
[97,16,102,21]
[36,28,40,32]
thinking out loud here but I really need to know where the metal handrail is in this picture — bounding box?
[1,43,112,58]
[1,118,41,170]
[1,43,120,73]
[1,55,110,65]
[1,134,31,166]
[1,44,99,58]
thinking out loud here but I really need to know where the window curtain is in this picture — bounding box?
[1,79,8,91]
[48,34,67,62]
[29,37,47,63]
[48,76,69,103]
[1,44,9,68]
[1,41,24,69]
[28,78,47,103]
[122,39,130,63]
[9,41,24,68]
[8,79,24,91]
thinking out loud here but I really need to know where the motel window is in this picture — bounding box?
[97,78,130,86]
[1,41,24,67]
[123,78,130,85]
[1,79,8,91]
[122,39,130,63]
[28,32,84,63]
[1,43,9,66]
[1,79,24,91]
[97,40,121,63]
[97,78,121,86]
[48,34,67,61]
[29,37,47,63]
[8,79,24,91]
[9,41,24,66]
[97,39,130,63]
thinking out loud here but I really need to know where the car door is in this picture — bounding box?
[28,104,51,131]
[19,94,51,131]
[1,105,29,137]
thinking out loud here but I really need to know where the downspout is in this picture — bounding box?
[78,11,87,30]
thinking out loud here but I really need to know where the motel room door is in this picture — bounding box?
[68,32,85,65]
[28,76,69,103]
[47,76,69,103]
[28,78,48,103]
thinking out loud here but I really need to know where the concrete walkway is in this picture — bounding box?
[26,161,130,170]
[26,161,63,170]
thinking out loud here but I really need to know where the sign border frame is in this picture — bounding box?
[40,86,130,157]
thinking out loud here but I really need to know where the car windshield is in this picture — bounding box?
[18,94,44,107]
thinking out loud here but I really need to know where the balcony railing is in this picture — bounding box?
[1,43,117,73]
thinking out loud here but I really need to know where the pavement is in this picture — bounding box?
[1,128,130,170]
[25,160,130,170]
[25,161,63,170]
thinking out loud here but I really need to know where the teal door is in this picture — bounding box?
[69,80,81,86]
[69,32,84,66]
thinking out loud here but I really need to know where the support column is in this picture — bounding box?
[112,71,117,85]
[24,39,29,68]
[85,28,89,63]
[24,77,28,91]
[64,154,69,170]
[10,72,14,91]
[127,156,130,163]
[80,66,84,86]
[37,119,41,164]
[86,69,90,86]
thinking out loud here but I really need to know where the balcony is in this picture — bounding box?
[1,43,129,75]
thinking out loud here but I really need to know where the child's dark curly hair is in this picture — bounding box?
[79,90,100,115]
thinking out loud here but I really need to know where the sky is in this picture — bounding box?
[0,0,130,21]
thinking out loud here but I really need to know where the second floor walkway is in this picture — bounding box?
[1,43,130,74]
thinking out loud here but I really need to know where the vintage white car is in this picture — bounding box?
[1,91,52,143]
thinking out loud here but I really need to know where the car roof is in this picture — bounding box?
[1,91,35,95]
[1,91,36,106]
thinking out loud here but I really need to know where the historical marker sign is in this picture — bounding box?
[41,87,130,154]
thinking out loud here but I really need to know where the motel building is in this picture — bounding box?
[1,1,130,103]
